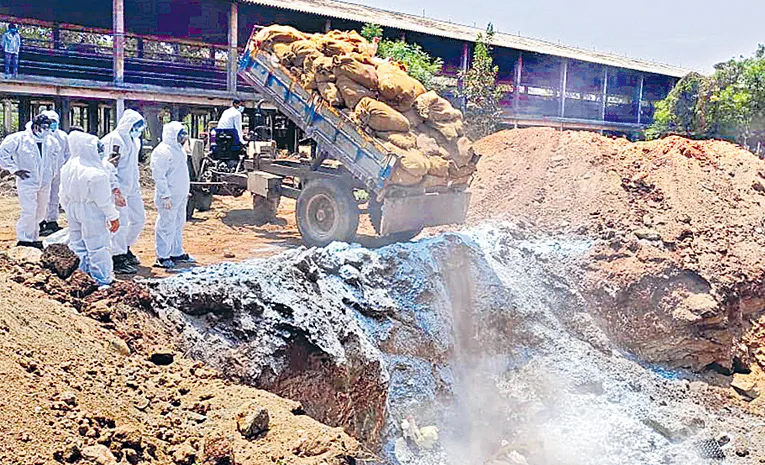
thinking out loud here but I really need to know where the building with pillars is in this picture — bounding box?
[0,0,688,142]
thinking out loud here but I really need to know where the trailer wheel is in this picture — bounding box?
[296,179,359,247]
[252,193,280,225]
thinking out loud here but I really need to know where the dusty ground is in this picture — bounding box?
[0,262,365,465]
[0,190,303,277]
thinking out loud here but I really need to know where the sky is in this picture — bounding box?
[343,0,765,73]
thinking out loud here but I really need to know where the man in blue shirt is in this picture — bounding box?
[3,23,21,79]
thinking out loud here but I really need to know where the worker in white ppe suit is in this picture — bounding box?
[60,132,121,287]
[150,121,194,269]
[40,109,70,237]
[0,114,61,248]
[101,109,146,274]
[216,99,247,145]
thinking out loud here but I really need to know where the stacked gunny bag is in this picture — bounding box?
[248,25,478,187]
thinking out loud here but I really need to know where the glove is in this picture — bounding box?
[108,219,120,233]
[161,198,173,210]
[113,189,127,208]
[13,169,30,180]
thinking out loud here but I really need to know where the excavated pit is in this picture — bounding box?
[150,224,765,464]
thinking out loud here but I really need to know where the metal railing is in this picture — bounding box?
[0,17,244,91]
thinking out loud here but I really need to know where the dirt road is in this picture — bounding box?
[0,191,303,278]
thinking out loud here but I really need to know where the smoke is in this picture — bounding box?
[396,224,744,465]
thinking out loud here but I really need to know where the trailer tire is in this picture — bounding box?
[296,179,359,248]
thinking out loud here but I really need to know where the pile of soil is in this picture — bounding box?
[470,128,765,372]
[0,265,364,464]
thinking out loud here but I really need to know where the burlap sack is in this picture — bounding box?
[403,109,424,128]
[422,174,450,188]
[336,75,376,110]
[426,118,464,141]
[334,56,379,91]
[377,131,416,150]
[388,166,423,186]
[377,63,426,111]
[398,149,430,177]
[318,81,344,107]
[416,132,441,157]
[416,124,449,148]
[427,155,450,177]
[300,71,318,90]
[354,97,410,133]
[448,162,477,179]
[272,43,296,65]
[254,25,307,48]
[414,91,463,122]
[290,40,320,67]
[315,37,355,56]
[312,56,336,83]
[452,136,475,167]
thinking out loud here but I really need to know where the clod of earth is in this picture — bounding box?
[236,401,270,439]
[41,243,80,279]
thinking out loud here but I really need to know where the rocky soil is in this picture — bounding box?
[151,224,765,465]
[0,248,364,465]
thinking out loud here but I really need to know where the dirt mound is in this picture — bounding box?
[470,128,765,371]
[0,271,364,465]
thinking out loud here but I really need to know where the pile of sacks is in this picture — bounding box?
[249,25,478,187]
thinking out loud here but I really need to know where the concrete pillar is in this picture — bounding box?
[113,0,125,85]
[87,102,99,135]
[636,74,645,125]
[601,67,609,122]
[227,2,239,93]
[3,99,12,134]
[324,18,332,32]
[512,52,523,126]
[116,97,125,122]
[143,106,162,148]
[57,98,71,132]
[559,58,568,119]
[18,97,30,129]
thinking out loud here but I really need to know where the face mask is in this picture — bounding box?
[50,122,59,132]
[177,130,189,146]
[97,142,106,160]
[32,130,46,142]
[237,106,245,113]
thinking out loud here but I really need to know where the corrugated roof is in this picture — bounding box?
[238,0,690,78]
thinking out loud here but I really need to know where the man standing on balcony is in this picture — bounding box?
[2,23,21,79]
[216,99,247,145]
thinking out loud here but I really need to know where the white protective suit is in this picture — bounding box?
[60,132,120,286]
[41,110,71,223]
[0,126,61,242]
[216,106,245,144]
[101,109,145,256]
[150,122,190,259]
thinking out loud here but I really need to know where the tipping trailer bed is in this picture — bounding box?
[236,40,472,245]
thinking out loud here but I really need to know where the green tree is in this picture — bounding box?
[648,45,765,151]
[458,24,503,140]
[360,23,443,90]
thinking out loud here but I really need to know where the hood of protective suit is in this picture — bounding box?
[161,121,186,150]
[41,110,60,123]
[115,109,145,135]
[68,132,101,166]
